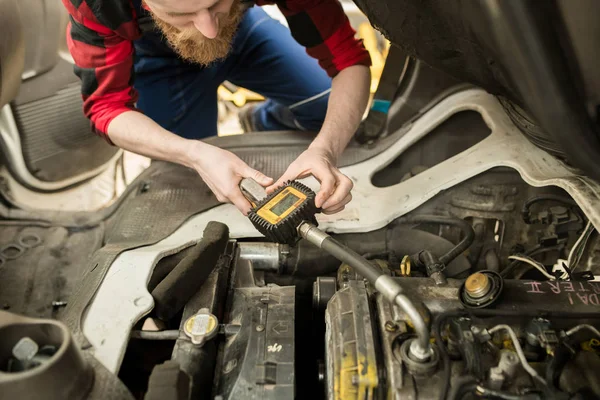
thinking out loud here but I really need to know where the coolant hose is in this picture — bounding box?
[298,222,432,360]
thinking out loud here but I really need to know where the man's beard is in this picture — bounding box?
[149,1,245,66]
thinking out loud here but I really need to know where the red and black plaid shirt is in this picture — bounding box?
[61,0,372,142]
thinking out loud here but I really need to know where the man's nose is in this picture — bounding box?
[192,11,219,39]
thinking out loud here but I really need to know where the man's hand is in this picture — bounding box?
[264,65,370,215]
[191,143,273,215]
[268,145,353,214]
[108,112,272,214]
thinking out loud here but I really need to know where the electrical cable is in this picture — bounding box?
[500,245,560,278]
[433,309,600,399]
[488,324,547,387]
[567,221,594,272]
[508,255,556,280]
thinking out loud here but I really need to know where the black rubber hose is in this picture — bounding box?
[320,237,382,283]
[286,226,471,277]
[399,215,475,266]
[448,375,478,400]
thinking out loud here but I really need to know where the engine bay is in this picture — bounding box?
[1,89,600,399]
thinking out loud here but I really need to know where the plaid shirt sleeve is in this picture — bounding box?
[259,0,372,77]
[61,0,140,143]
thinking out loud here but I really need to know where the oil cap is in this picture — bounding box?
[465,272,491,299]
[459,270,503,309]
[183,308,219,346]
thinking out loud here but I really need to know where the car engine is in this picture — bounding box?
[1,89,600,400]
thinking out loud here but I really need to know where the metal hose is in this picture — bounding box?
[298,222,432,359]
[130,330,180,340]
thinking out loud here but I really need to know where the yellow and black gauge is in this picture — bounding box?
[241,179,319,244]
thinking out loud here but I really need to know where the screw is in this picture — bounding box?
[52,301,67,308]
[384,321,398,333]
[256,324,265,332]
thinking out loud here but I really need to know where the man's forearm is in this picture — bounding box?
[108,110,273,213]
[107,111,204,168]
[310,65,371,159]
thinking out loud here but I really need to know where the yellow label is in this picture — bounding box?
[257,187,307,224]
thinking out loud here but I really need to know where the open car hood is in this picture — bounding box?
[353,0,600,182]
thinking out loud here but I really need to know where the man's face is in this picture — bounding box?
[144,0,246,65]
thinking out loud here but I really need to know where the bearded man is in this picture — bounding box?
[62,0,371,214]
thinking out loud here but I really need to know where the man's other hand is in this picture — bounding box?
[267,146,353,214]
[192,143,273,215]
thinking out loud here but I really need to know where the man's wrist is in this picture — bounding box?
[182,139,209,169]
[309,132,345,162]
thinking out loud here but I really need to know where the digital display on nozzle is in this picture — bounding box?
[270,192,300,216]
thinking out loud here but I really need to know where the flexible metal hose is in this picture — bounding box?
[298,222,432,359]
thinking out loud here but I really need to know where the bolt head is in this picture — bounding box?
[13,337,39,361]
[384,321,398,332]
[409,339,432,362]
[256,325,265,332]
